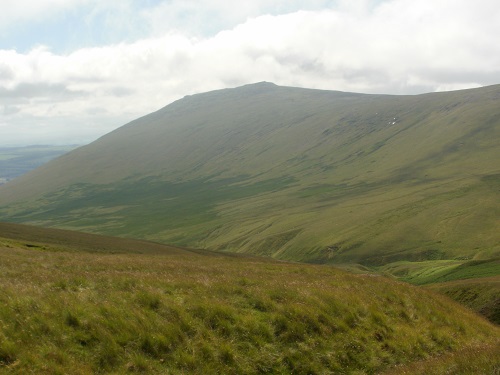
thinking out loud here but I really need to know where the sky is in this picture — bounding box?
[1,0,499,146]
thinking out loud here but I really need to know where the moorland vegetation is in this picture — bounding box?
[0,224,498,374]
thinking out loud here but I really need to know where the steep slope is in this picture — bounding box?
[0,82,499,266]
[427,275,500,324]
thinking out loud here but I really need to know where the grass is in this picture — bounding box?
[377,258,500,324]
[382,342,500,375]
[0,224,499,374]
[427,276,500,324]
[377,258,500,285]
[0,175,297,244]
[0,222,194,256]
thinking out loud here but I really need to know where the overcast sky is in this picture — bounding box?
[1,0,499,146]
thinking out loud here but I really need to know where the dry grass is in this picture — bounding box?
[427,276,500,324]
[0,233,499,374]
[382,342,500,374]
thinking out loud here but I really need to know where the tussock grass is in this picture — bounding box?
[377,258,500,324]
[382,342,500,374]
[0,235,498,374]
[427,276,500,324]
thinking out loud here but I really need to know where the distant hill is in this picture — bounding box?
[0,145,79,184]
[0,82,498,268]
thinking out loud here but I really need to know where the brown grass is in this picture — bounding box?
[0,229,499,374]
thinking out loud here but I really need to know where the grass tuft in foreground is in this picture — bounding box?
[0,237,499,374]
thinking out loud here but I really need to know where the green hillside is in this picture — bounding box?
[0,83,498,268]
[0,223,498,374]
[427,276,500,325]
[0,221,200,256]
[379,258,500,324]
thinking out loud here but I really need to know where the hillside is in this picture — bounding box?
[0,82,498,267]
[0,223,498,373]
[427,276,500,325]
[0,221,203,256]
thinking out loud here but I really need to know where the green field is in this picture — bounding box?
[0,223,498,374]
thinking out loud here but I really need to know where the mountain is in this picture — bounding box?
[0,82,499,267]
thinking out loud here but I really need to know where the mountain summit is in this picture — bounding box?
[0,83,499,265]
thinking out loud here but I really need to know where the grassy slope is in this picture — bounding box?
[427,276,500,325]
[378,258,500,285]
[378,258,500,324]
[0,83,498,268]
[0,222,198,256]
[0,223,499,374]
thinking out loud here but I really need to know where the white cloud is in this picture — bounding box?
[1,0,499,145]
[0,0,89,29]
[142,0,339,36]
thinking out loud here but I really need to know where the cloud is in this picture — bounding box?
[142,0,339,36]
[2,105,21,116]
[0,64,14,80]
[0,0,499,145]
[0,0,89,30]
[0,83,86,99]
